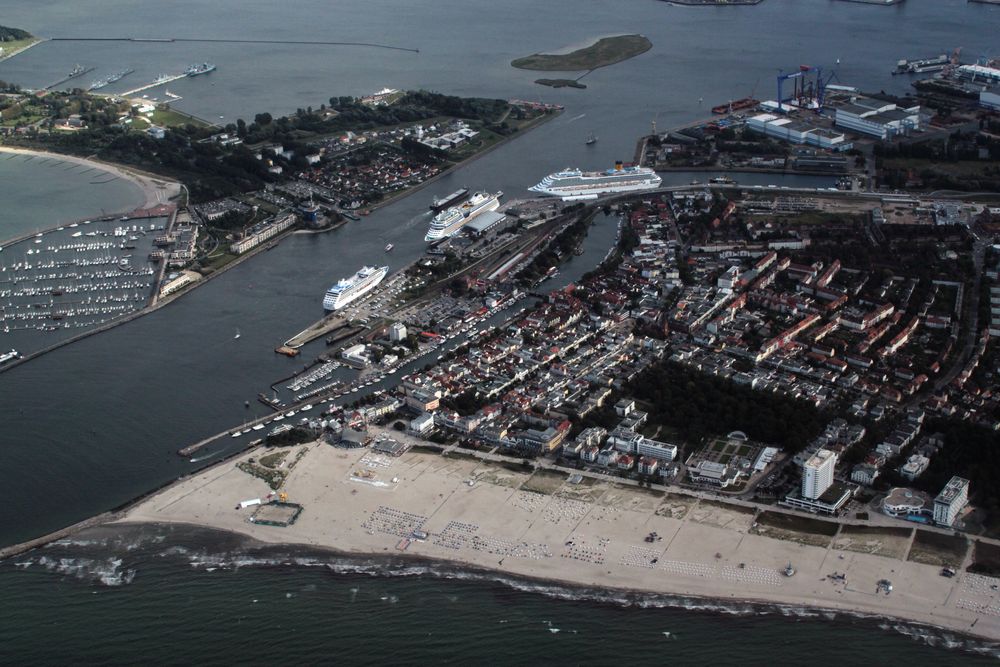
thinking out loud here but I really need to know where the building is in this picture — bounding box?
[389,322,408,342]
[850,463,880,486]
[746,113,847,149]
[409,412,435,436]
[933,476,969,527]
[341,343,371,368]
[833,97,922,141]
[637,456,660,476]
[229,211,296,254]
[899,454,930,481]
[802,449,836,500]
[614,398,635,417]
[981,87,1000,112]
[688,461,740,488]
[636,438,678,462]
[882,487,932,522]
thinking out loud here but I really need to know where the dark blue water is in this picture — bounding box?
[1,0,998,660]
[1,524,995,665]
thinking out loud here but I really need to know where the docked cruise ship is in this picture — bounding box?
[323,265,388,311]
[424,191,502,242]
[529,162,661,200]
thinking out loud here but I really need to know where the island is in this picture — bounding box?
[511,34,652,89]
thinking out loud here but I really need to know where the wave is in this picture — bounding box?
[144,543,1000,657]
[18,524,1000,658]
[32,555,136,586]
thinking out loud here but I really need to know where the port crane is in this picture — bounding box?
[776,65,838,113]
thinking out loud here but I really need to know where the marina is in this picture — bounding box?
[0,215,167,356]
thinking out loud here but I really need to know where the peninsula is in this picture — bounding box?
[0,25,40,62]
[511,34,651,88]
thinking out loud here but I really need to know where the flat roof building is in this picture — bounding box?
[803,449,836,501]
[933,476,969,527]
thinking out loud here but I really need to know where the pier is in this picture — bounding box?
[284,314,349,349]
[118,73,187,97]
[42,66,95,91]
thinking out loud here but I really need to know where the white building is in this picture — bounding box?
[933,476,969,527]
[409,412,435,436]
[636,438,678,462]
[833,97,921,141]
[802,449,837,500]
[746,113,846,149]
[899,454,930,481]
[389,322,408,342]
[229,212,296,254]
[981,87,1000,112]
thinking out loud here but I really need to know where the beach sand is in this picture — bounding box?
[0,146,180,210]
[119,444,1000,641]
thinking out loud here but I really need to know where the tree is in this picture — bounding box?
[254,112,272,126]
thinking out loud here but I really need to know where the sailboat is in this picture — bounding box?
[585,133,598,145]
[234,328,241,340]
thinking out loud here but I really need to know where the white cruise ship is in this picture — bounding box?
[424,191,502,242]
[529,162,661,200]
[323,265,388,311]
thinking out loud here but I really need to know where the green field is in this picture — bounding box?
[0,37,40,59]
[511,34,652,72]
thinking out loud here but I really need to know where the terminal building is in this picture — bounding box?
[832,96,923,141]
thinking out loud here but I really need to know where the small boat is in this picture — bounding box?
[234,328,241,340]
[585,133,597,145]
[252,424,265,431]
[384,243,394,253]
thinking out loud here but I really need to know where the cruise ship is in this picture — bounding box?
[323,265,388,311]
[529,162,661,201]
[424,191,502,242]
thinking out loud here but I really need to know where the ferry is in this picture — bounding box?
[529,162,661,201]
[430,188,469,211]
[424,191,502,242]
[323,265,389,311]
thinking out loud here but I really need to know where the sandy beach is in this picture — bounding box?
[116,443,1000,642]
[0,146,180,210]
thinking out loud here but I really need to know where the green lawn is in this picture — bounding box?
[150,107,208,128]
[0,37,41,58]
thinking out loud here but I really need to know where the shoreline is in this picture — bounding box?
[0,107,560,373]
[0,145,180,210]
[81,517,994,650]
[96,443,1000,644]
